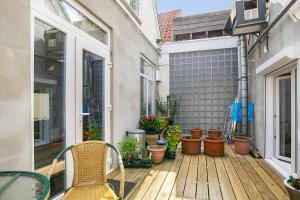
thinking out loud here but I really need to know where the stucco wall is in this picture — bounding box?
[248,0,300,171]
[0,0,32,170]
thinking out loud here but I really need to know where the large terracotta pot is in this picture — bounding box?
[284,179,300,200]
[148,145,166,164]
[145,130,161,145]
[208,129,222,138]
[204,137,225,157]
[191,129,202,138]
[181,136,202,155]
[233,136,252,155]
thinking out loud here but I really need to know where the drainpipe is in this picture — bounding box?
[240,35,248,136]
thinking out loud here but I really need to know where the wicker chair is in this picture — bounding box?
[47,141,125,200]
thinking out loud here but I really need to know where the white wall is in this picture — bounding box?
[158,36,239,99]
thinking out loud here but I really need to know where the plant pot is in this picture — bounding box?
[165,149,177,159]
[233,136,252,155]
[208,129,222,138]
[284,179,300,200]
[148,145,166,164]
[191,129,202,138]
[204,137,225,157]
[145,132,160,145]
[181,136,202,155]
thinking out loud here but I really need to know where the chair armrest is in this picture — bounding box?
[106,143,125,199]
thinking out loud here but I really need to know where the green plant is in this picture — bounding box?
[157,117,168,129]
[288,176,300,190]
[156,94,179,120]
[139,116,161,132]
[165,124,182,153]
[119,138,138,159]
[87,123,101,140]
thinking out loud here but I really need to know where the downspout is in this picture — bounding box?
[240,35,248,136]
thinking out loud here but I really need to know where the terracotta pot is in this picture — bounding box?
[284,179,300,200]
[148,145,166,164]
[208,129,222,138]
[181,136,202,155]
[191,129,202,138]
[233,136,252,155]
[145,133,160,145]
[204,137,225,157]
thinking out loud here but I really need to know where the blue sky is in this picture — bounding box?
[156,0,233,16]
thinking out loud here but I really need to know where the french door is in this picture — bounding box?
[75,37,111,144]
[275,71,296,165]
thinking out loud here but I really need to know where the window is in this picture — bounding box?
[174,34,191,41]
[128,0,140,15]
[208,30,224,38]
[140,58,155,116]
[45,0,107,44]
[244,0,258,10]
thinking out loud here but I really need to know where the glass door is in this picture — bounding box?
[75,37,110,143]
[275,74,295,163]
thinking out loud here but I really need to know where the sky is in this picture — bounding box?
[156,0,233,16]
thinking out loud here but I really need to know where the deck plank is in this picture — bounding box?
[169,155,191,200]
[214,157,236,200]
[156,151,184,200]
[245,155,289,200]
[196,154,208,200]
[142,160,174,200]
[182,155,198,200]
[206,156,222,200]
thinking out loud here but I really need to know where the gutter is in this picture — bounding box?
[248,0,298,54]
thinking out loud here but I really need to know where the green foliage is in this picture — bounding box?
[87,123,101,141]
[156,94,179,120]
[288,176,300,190]
[119,138,138,159]
[165,124,182,153]
[139,116,161,132]
[156,118,168,129]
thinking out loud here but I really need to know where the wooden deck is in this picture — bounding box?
[109,144,289,200]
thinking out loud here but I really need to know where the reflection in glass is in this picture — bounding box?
[34,20,65,197]
[140,77,147,116]
[82,51,104,141]
[279,78,291,158]
[45,0,107,44]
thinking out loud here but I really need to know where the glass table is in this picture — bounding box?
[0,171,50,200]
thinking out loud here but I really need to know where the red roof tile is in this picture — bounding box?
[158,10,182,42]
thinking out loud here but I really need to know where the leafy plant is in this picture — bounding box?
[87,123,101,141]
[139,116,161,133]
[157,117,168,129]
[288,176,300,190]
[119,138,138,159]
[156,94,179,120]
[165,124,182,153]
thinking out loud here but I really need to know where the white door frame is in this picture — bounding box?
[265,67,297,175]
[31,0,111,192]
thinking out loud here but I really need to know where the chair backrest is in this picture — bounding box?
[71,141,108,187]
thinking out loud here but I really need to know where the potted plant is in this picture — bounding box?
[208,129,222,138]
[284,176,300,200]
[203,137,225,157]
[139,116,166,145]
[190,128,202,138]
[164,124,182,159]
[233,134,252,155]
[156,94,179,125]
[147,145,166,164]
[119,137,138,161]
[181,136,202,155]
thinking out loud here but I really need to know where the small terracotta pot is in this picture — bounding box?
[191,129,202,138]
[233,136,252,155]
[181,136,202,155]
[204,137,225,157]
[208,129,222,138]
[148,145,166,164]
[284,179,300,200]
[145,134,160,145]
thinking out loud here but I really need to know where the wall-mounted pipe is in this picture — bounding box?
[240,35,248,136]
[248,0,298,54]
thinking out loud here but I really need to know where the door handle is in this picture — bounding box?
[80,112,90,116]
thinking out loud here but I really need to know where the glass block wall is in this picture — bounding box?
[169,48,239,134]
